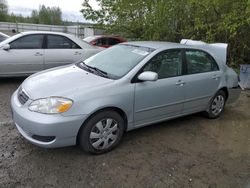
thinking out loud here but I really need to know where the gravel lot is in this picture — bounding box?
[0,78,249,188]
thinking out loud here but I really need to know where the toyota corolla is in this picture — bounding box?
[11,40,241,154]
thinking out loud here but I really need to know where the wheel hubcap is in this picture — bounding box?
[90,118,119,150]
[211,95,225,116]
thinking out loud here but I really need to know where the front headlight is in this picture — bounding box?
[28,97,73,114]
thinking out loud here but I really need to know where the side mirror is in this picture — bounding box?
[138,71,158,82]
[2,44,10,51]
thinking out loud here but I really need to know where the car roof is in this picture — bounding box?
[123,41,227,65]
[91,35,125,39]
[0,31,98,49]
[123,41,186,50]
[20,31,75,38]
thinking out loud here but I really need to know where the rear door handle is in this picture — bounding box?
[212,75,220,80]
[74,52,82,55]
[176,80,186,86]
[34,52,43,56]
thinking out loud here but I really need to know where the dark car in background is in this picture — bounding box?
[84,35,126,48]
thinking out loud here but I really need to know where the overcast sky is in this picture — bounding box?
[7,0,99,22]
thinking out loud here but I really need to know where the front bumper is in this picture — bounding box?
[227,85,242,104]
[11,90,87,148]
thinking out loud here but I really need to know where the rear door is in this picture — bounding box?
[134,49,185,126]
[0,34,44,75]
[44,34,83,69]
[181,49,222,114]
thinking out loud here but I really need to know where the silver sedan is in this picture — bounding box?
[11,40,241,154]
[0,31,103,77]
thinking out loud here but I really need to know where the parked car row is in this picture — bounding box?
[10,35,241,154]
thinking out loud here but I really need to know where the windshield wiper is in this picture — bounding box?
[90,66,108,77]
[78,62,109,78]
[78,62,93,72]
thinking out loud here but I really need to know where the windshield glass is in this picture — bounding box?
[83,44,155,78]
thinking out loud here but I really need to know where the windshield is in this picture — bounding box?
[83,44,155,79]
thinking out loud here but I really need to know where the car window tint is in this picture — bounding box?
[109,38,120,45]
[186,50,219,74]
[143,50,182,79]
[0,36,5,41]
[47,35,80,49]
[10,35,44,49]
[96,38,107,46]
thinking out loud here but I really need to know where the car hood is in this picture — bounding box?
[22,65,113,99]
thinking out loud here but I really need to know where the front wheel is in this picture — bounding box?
[206,90,226,119]
[78,111,125,154]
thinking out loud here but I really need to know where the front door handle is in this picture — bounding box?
[176,80,186,86]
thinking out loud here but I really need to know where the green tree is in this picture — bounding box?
[31,10,39,24]
[3,4,62,25]
[33,5,62,25]
[38,5,51,24]
[50,7,62,25]
[0,0,8,21]
[81,0,250,66]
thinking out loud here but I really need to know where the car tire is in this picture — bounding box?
[78,110,125,154]
[206,90,226,119]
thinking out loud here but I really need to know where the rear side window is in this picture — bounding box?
[143,50,182,79]
[47,35,80,49]
[108,38,121,45]
[186,50,219,74]
[10,35,44,49]
[96,38,107,46]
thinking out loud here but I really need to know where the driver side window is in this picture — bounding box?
[143,50,182,79]
[10,34,44,49]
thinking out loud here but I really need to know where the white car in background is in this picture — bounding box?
[0,32,9,42]
[0,31,104,77]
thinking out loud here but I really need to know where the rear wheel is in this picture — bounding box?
[206,90,226,119]
[79,111,125,154]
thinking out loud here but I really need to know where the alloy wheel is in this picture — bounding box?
[211,95,225,116]
[89,118,119,150]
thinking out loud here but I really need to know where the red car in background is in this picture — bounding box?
[83,35,126,48]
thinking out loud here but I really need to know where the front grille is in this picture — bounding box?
[18,88,29,105]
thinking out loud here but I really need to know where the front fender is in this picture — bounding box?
[62,83,135,126]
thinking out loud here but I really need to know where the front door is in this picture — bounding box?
[134,49,185,127]
[0,34,44,76]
